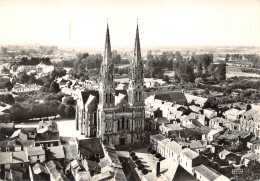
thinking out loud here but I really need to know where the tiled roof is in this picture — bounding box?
[150,134,166,141]
[155,92,187,102]
[181,148,199,160]
[178,140,207,149]
[32,162,48,174]
[47,145,65,159]
[26,146,45,156]
[45,161,69,181]
[160,158,179,181]
[63,145,78,159]
[79,138,105,158]
[12,151,29,164]
[0,152,12,164]
[195,126,212,134]
[166,141,182,155]
[242,105,260,122]
[193,164,220,180]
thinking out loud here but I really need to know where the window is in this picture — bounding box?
[110,93,112,104]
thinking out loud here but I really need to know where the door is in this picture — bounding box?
[119,138,125,145]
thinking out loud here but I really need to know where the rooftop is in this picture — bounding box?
[181,148,199,160]
[193,164,220,181]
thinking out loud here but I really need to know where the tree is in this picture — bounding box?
[215,63,226,81]
[225,54,230,62]
[138,164,145,170]
[192,91,198,96]
[65,105,75,118]
[64,96,76,105]
[196,63,203,77]
[9,103,26,122]
[21,73,30,84]
[162,75,169,82]
[5,81,14,91]
[204,88,210,95]
[49,81,60,93]
[130,151,135,157]
[58,104,66,117]
[142,168,148,175]
[0,94,15,105]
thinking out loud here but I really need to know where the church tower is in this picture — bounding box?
[99,24,115,108]
[128,24,144,106]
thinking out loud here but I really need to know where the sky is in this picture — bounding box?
[0,0,259,48]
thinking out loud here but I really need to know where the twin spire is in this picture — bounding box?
[103,22,141,66]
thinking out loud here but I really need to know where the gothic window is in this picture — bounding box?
[118,120,120,131]
[139,92,142,102]
[110,93,112,104]
[106,94,108,104]
[136,92,138,102]
[94,112,97,125]
[122,117,125,129]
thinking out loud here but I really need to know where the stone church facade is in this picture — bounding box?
[75,24,145,145]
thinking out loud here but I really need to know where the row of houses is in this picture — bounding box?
[0,120,127,181]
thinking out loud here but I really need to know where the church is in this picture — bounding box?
[75,23,145,145]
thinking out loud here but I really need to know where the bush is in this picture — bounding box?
[142,168,148,175]
[192,90,198,96]
[151,150,156,155]
[129,148,133,153]
[132,156,138,161]
[130,151,135,157]
[135,159,142,165]
[138,164,145,170]
[147,146,152,152]
[155,153,161,158]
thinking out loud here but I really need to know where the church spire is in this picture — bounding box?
[128,23,144,106]
[104,23,112,65]
[134,23,141,65]
[99,23,115,108]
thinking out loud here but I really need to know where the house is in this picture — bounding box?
[185,94,208,107]
[69,159,91,181]
[179,148,200,174]
[36,121,59,141]
[165,140,183,162]
[247,138,260,155]
[218,149,231,160]
[46,145,65,160]
[45,160,69,181]
[203,108,217,120]
[159,123,183,137]
[223,108,244,121]
[207,129,221,143]
[194,126,212,140]
[241,152,260,166]
[189,105,203,114]
[63,144,79,160]
[193,164,230,181]
[78,138,105,160]
[157,138,171,157]
[25,146,46,163]
[150,134,166,150]
[178,140,207,152]
[209,117,227,129]
[29,162,50,181]
[36,62,54,74]
[240,105,260,137]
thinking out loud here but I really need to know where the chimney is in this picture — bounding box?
[156,161,160,177]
